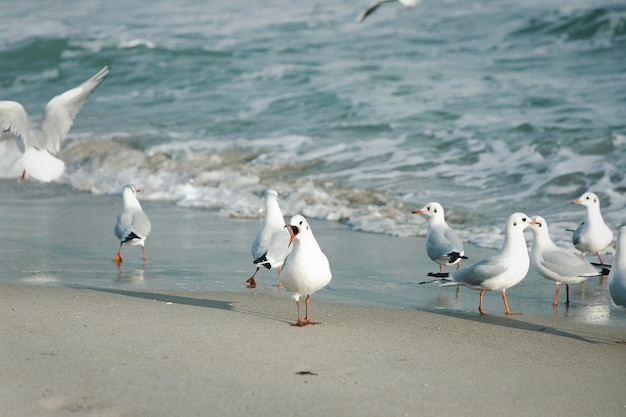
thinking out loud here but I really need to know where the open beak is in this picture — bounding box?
[285,224,299,247]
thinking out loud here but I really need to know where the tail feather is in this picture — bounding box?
[253,253,272,269]
[122,231,142,243]
[420,271,452,285]
[591,262,611,276]
[446,251,468,263]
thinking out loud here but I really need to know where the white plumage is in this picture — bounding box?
[608,226,626,309]
[280,215,332,326]
[423,212,531,315]
[114,184,151,264]
[528,215,602,306]
[246,190,291,288]
[0,66,109,182]
[571,191,613,264]
[414,202,466,272]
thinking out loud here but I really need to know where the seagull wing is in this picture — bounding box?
[357,0,394,22]
[541,249,600,278]
[39,66,109,153]
[0,100,32,152]
[448,257,507,287]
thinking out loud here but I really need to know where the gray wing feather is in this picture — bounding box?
[451,258,507,287]
[541,249,599,277]
[115,210,151,241]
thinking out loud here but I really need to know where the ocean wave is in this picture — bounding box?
[3,127,624,251]
[511,6,626,42]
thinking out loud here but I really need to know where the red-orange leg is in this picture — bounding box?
[246,267,259,288]
[552,283,560,306]
[502,289,521,315]
[478,289,488,315]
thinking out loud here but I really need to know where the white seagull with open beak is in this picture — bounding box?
[280,215,332,326]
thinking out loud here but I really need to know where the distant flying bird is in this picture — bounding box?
[422,213,531,315]
[280,215,332,326]
[357,0,421,22]
[0,66,109,182]
[570,191,613,264]
[114,184,152,264]
[247,190,291,288]
[528,216,603,306]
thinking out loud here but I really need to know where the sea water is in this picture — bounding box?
[1,0,625,325]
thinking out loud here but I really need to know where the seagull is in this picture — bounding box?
[413,202,467,272]
[247,190,291,288]
[413,202,466,297]
[114,184,151,264]
[570,191,613,264]
[357,0,421,22]
[0,66,109,182]
[528,215,603,306]
[280,215,332,326]
[421,213,531,315]
[608,226,626,309]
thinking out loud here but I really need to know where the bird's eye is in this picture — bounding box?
[586,196,590,200]
[593,198,597,203]
[434,208,437,213]
[513,222,517,226]
[522,217,527,222]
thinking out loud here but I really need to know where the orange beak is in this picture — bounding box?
[285,224,299,247]
[572,198,580,204]
[412,209,423,214]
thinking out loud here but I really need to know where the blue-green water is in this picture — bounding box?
[1,0,625,325]
[2,0,625,247]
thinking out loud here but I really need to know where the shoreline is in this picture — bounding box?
[1,182,625,329]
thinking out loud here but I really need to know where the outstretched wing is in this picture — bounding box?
[357,0,395,22]
[39,66,110,153]
[0,100,32,152]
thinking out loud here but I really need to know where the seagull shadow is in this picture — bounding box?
[418,307,610,345]
[67,285,293,324]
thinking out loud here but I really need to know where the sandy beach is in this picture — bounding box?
[2,284,626,417]
[1,183,626,416]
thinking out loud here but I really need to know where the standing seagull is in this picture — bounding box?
[280,215,332,326]
[247,190,290,288]
[422,213,531,315]
[357,0,421,22]
[608,226,626,309]
[570,191,613,264]
[413,202,467,272]
[114,184,151,264]
[528,216,603,306]
[0,66,109,182]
